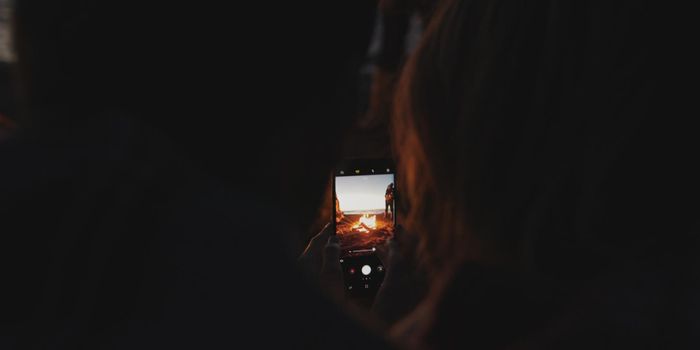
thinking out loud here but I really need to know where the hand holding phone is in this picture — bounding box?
[333,159,396,299]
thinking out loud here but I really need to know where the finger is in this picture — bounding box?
[320,236,345,296]
[323,235,341,261]
[321,235,342,274]
[328,234,340,244]
[300,223,333,259]
[311,223,333,247]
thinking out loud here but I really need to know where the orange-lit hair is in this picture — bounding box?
[392,0,698,277]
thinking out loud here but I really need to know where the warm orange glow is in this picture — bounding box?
[351,214,377,233]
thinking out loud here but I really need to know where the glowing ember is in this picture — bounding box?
[351,214,377,233]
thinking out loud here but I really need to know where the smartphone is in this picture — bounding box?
[333,159,396,298]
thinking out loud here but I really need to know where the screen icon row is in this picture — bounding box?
[339,168,391,175]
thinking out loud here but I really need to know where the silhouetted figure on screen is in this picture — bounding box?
[385,182,395,219]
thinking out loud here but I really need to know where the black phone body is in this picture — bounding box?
[332,159,396,299]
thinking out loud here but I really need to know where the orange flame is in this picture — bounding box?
[351,214,377,233]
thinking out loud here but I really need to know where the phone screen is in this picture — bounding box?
[334,163,396,258]
[333,162,396,297]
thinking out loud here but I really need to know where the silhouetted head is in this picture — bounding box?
[393,0,699,277]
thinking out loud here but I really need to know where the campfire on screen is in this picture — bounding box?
[351,214,377,233]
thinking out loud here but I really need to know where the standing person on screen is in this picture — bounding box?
[385,182,395,219]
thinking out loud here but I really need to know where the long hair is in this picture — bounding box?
[393,0,699,277]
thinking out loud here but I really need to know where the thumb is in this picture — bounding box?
[320,235,344,296]
[321,235,342,275]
